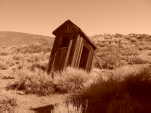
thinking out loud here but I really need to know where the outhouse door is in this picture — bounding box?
[53,37,72,71]
[79,46,90,69]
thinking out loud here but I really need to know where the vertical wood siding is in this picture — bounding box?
[53,47,67,71]
[71,35,83,67]
[64,39,73,68]
[48,30,95,72]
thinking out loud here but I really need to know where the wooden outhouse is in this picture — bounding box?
[47,20,96,73]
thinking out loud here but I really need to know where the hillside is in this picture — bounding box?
[0,31,57,113]
[92,33,151,69]
[0,31,53,82]
[0,31,52,47]
[0,31,151,69]
[0,31,151,70]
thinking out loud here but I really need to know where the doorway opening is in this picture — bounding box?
[79,46,89,69]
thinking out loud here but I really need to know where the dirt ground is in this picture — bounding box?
[0,77,67,113]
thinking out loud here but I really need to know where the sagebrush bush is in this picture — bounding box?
[7,67,98,95]
[15,43,50,54]
[94,34,142,69]
[53,67,98,93]
[7,69,56,96]
[0,96,17,113]
[127,56,148,65]
[70,65,151,113]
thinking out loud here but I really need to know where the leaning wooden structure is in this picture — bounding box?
[48,20,96,73]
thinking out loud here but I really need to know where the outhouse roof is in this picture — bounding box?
[52,20,97,49]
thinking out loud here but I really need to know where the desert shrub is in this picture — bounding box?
[94,34,141,69]
[29,63,47,72]
[0,96,17,113]
[127,56,148,65]
[7,69,56,96]
[95,42,125,69]
[15,43,50,54]
[69,65,151,113]
[52,67,98,93]
[7,67,98,95]
[96,44,121,69]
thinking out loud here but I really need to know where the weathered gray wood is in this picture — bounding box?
[48,20,96,72]
[76,35,84,67]
[86,50,93,71]
[47,36,59,73]
[53,47,67,71]
[68,36,77,65]
[64,39,73,68]
[71,34,80,67]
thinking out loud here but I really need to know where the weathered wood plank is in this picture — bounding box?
[64,39,73,68]
[68,36,77,65]
[71,35,81,67]
[47,36,60,73]
[76,36,84,67]
[53,47,67,71]
[86,50,93,71]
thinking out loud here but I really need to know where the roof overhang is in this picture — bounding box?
[52,20,97,50]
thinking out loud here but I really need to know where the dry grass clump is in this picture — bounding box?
[69,65,151,113]
[29,63,47,72]
[0,96,17,113]
[127,56,149,65]
[14,43,50,54]
[52,67,98,93]
[94,39,139,69]
[7,69,56,96]
[52,102,83,113]
[93,33,151,69]
[6,43,50,74]
[7,67,98,95]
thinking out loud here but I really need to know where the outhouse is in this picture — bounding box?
[47,20,96,73]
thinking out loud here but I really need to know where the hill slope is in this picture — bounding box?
[92,33,151,68]
[0,31,53,46]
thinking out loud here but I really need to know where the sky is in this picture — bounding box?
[0,0,151,36]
